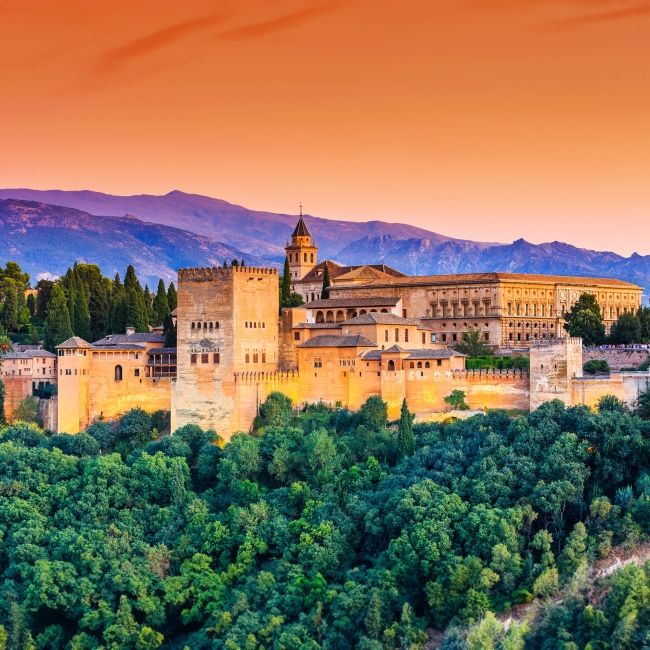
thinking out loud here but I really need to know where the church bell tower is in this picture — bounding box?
[285,205,318,281]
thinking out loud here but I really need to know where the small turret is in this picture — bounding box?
[285,204,318,282]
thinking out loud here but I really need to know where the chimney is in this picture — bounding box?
[126,327,136,336]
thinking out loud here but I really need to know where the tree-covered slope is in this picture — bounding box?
[0,394,649,648]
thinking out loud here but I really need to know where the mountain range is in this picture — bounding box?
[0,188,648,294]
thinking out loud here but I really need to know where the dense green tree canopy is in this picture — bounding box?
[0,396,648,648]
[563,293,606,345]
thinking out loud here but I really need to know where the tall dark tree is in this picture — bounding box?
[143,284,154,325]
[609,311,642,344]
[35,279,54,323]
[152,279,170,326]
[321,264,332,299]
[73,281,92,342]
[0,284,19,332]
[167,282,177,312]
[397,399,416,457]
[43,284,74,352]
[280,257,292,310]
[26,293,36,318]
[563,293,605,345]
[108,273,127,334]
[123,266,148,332]
[163,313,177,348]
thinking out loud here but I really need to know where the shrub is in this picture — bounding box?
[444,389,470,410]
[583,359,610,374]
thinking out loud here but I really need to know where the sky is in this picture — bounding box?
[1,0,649,255]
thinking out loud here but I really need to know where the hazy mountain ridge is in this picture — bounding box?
[1,189,648,293]
[0,199,261,285]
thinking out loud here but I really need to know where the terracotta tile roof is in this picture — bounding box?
[334,272,641,290]
[57,336,92,349]
[298,261,404,285]
[343,313,422,326]
[406,348,467,359]
[299,334,376,348]
[302,296,400,309]
[2,349,56,360]
[92,332,165,347]
[295,322,343,329]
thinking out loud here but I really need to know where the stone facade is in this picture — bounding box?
[0,347,56,422]
[171,265,279,435]
[55,333,174,434]
[328,273,642,347]
[48,215,648,440]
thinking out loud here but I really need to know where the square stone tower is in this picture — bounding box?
[171,265,279,436]
[529,337,583,410]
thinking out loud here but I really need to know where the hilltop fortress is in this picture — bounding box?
[2,215,647,437]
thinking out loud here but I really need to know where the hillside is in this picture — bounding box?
[0,199,261,285]
[1,188,649,291]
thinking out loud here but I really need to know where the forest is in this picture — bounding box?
[0,393,649,649]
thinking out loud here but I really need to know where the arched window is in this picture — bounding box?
[310,253,314,262]
[304,253,307,262]
[326,310,334,323]
[387,360,396,371]
[209,322,213,329]
[425,361,430,368]
[409,362,415,368]
[191,322,195,329]
[417,361,422,368]
[115,365,123,381]
[203,322,207,329]
[316,311,325,323]
[336,310,344,322]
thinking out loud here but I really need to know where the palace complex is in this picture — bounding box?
[1,215,647,438]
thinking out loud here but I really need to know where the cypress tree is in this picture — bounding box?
[152,279,170,326]
[167,282,177,312]
[281,257,292,309]
[123,266,148,332]
[0,285,19,332]
[321,264,332,299]
[108,273,127,334]
[43,284,74,352]
[73,282,92,341]
[398,398,416,457]
[163,313,177,348]
[143,285,154,325]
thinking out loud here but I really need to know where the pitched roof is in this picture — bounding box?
[295,322,343,329]
[302,296,400,309]
[298,261,404,285]
[147,347,178,355]
[92,332,165,347]
[407,348,467,359]
[2,349,56,360]
[299,334,376,348]
[292,215,311,238]
[343,312,422,326]
[382,345,410,353]
[57,336,92,349]
[334,271,641,290]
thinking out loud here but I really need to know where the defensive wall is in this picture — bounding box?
[582,347,649,371]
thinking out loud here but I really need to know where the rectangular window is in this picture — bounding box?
[437,359,442,367]
[314,357,322,368]
[201,353,209,364]
[431,333,437,343]
[441,333,447,342]
[404,329,409,342]
[262,353,266,363]
[384,330,389,342]
[452,333,457,342]
[253,353,259,363]
[484,333,489,341]
[422,332,425,344]
[134,369,140,377]
[294,331,300,341]
[213,353,220,364]
[395,328,399,342]
[402,309,407,318]
[245,353,250,363]
[190,354,197,364]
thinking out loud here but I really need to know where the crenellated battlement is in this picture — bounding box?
[178,266,278,282]
[235,370,299,384]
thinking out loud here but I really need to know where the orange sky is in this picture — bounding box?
[1,0,649,254]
